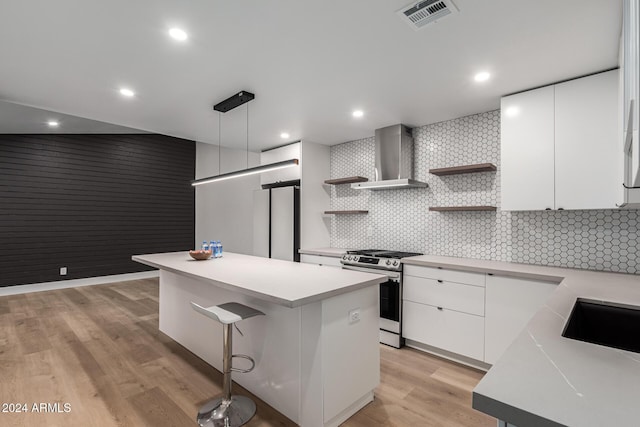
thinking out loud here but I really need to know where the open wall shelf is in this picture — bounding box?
[429,206,497,212]
[324,210,369,215]
[429,163,497,176]
[324,176,369,185]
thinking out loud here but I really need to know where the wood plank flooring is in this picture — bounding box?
[0,278,495,426]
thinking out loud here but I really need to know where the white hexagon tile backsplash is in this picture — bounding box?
[329,110,640,274]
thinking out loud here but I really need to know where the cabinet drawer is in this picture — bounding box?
[404,265,485,287]
[403,301,484,361]
[300,254,342,268]
[404,275,485,316]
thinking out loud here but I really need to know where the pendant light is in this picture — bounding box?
[191,91,299,186]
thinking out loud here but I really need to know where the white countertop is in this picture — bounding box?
[132,251,386,308]
[402,254,640,427]
[298,247,350,257]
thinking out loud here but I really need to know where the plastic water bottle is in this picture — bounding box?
[217,241,223,258]
[210,241,215,256]
[202,241,209,251]
[212,241,220,258]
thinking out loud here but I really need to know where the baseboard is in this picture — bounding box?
[405,339,491,372]
[0,271,159,296]
[324,390,374,427]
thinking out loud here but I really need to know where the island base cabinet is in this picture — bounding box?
[403,300,484,361]
[159,270,379,427]
[485,275,557,365]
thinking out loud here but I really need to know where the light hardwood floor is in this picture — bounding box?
[0,278,495,427]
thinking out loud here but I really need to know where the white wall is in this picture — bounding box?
[195,142,260,255]
[300,141,331,249]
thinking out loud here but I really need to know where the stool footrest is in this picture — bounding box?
[231,354,256,373]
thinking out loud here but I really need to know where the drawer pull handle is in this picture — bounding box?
[437,307,443,311]
[437,279,443,283]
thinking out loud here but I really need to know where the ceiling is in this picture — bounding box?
[0,0,622,150]
[0,101,146,134]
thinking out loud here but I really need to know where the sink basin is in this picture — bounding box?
[562,298,640,354]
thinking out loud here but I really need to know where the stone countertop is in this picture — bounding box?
[133,251,385,308]
[298,247,351,257]
[402,254,640,427]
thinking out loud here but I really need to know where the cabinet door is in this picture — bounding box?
[403,301,484,361]
[270,187,295,261]
[555,70,620,210]
[501,86,556,210]
[484,275,557,365]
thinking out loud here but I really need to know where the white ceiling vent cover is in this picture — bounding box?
[397,0,458,30]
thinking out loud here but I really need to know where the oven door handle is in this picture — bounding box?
[342,265,400,280]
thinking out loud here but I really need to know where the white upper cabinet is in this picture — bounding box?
[501,70,619,211]
[501,86,555,211]
[555,71,620,210]
[260,142,301,186]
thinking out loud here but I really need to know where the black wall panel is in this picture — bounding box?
[0,134,195,287]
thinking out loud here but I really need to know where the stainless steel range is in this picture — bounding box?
[340,249,422,348]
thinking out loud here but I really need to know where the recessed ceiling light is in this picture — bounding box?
[120,88,135,97]
[474,71,491,82]
[352,110,364,118]
[505,106,520,117]
[47,121,59,127]
[280,132,290,139]
[169,28,188,41]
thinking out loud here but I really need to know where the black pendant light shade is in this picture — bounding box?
[191,90,299,187]
[213,91,255,112]
[191,159,299,186]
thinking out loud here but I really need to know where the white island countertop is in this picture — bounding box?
[133,251,386,308]
[402,254,640,427]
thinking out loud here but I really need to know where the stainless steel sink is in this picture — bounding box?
[562,298,640,354]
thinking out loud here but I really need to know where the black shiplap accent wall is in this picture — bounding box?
[0,134,195,287]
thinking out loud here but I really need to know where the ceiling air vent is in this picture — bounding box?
[397,0,458,30]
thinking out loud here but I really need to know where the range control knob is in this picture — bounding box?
[342,255,347,260]
[386,260,391,265]
[393,260,399,266]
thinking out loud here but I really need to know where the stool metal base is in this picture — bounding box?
[196,395,257,427]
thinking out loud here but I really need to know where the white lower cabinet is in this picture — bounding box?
[484,275,557,365]
[403,267,485,361]
[403,300,484,360]
[402,264,558,366]
[299,254,342,268]
[404,275,485,316]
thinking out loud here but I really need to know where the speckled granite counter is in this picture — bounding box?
[402,255,640,427]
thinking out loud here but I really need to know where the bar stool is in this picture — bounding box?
[191,301,265,427]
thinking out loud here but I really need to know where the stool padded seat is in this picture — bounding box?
[191,302,265,324]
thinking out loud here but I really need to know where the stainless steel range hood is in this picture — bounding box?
[351,124,428,190]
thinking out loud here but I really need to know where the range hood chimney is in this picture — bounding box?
[351,124,428,190]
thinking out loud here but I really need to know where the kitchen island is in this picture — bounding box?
[132,251,386,427]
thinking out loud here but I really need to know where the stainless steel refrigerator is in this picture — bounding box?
[252,186,300,262]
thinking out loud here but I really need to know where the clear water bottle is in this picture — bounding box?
[202,241,209,251]
[217,241,223,258]
[210,241,215,256]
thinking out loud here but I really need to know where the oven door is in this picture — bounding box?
[341,265,401,332]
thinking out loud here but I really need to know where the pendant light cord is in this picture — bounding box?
[218,112,221,175]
